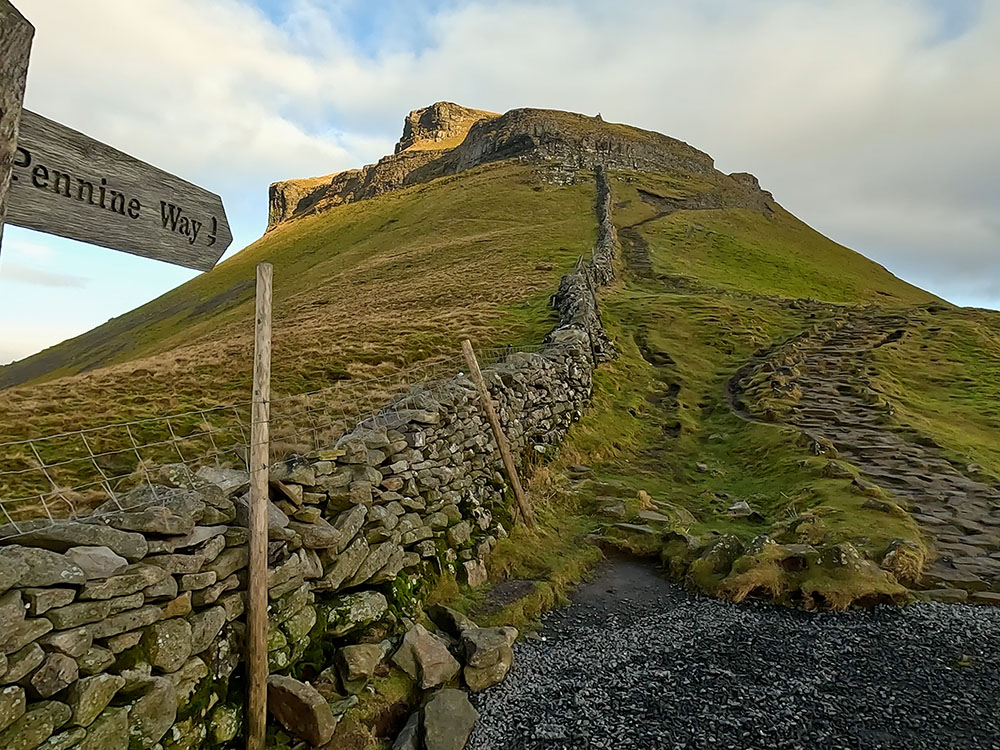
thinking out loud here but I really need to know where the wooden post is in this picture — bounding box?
[462,339,535,528]
[247,262,272,750]
[0,1,33,255]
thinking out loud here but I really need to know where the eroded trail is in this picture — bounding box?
[468,557,1000,750]
[732,309,1000,601]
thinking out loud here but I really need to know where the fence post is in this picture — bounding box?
[461,339,535,528]
[247,262,272,750]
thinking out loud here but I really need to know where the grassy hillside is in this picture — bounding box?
[870,305,1000,479]
[0,163,594,436]
[5,103,997,621]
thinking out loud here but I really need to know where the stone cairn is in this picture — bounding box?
[0,166,619,749]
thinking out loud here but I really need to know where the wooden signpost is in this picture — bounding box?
[6,110,232,270]
[0,1,33,250]
[0,1,231,270]
[2,0,250,744]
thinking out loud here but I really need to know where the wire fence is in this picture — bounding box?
[0,342,546,537]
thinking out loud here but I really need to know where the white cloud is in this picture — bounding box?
[0,261,87,289]
[6,0,1000,362]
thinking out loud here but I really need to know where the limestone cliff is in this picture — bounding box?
[267,102,770,231]
[395,101,498,153]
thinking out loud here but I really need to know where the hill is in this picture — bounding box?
[4,102,999,619]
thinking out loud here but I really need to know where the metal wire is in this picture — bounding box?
[0,349,481,537]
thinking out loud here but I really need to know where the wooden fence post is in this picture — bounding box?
[462,339,535,528]
[0,1,34,256]
[247,262,272,750]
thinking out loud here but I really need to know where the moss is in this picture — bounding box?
[714,541,910,610]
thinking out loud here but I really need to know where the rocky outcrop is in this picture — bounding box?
[266,102,735,231]
[267,102,496,230]
[395,102,497,154]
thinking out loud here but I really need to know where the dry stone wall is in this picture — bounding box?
[0,168,618,750]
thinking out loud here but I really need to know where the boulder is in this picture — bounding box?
[188,607,226,655]
[462,559,488,588]
[392,624,460,690]
[348,542,402,587]
[105,507,193,536]
[461,626,517,691]
[169,657,209,710]
[25,654,78,699]
[324,591,388,638]
[126,677,177,749]
[4,644,45,683]
[0,547,85,587]
[91,605,162,640]
[76,646,115,676]
[65,674,125,727]
[207,703,241,746]
[64,547,129,580]
[4,618,53,655]
[4,522,147,562]
[316,537,368,591]
[0,591,26,640]
[287,519,341,549]
[464,646,514,692]
[205,546,248,580]
[0,685,25,733]
[392,711,421,750]
[423,689,478,750]
[331,505,367,554]
[0,554,23,596]
[39,628,93,658]
[77,706,128,750]
[45,600,112,630]
[140,619,192,673]
[266,675,336,747]
[79,565,168,600]
[149,525,227,554]
[196,466,249,496]
[234,495,288,530]
[21,588,74,617]
[39,727,87,750]
[0,700,71,750]
[427,605,477,637]
[336,643,386,694]
[106,485,208,521]
[446,521,472,548]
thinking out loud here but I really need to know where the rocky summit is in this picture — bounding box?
[266,101,736,231]
[1,100,998,749]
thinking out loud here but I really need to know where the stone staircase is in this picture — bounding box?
[735,310,1000,604]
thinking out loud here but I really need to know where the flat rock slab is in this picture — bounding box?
[468,557,1000,750]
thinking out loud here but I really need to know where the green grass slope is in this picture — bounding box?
[4,104,993,618]
[0,163,594,434]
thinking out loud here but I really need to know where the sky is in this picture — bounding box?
[1,0,997,365]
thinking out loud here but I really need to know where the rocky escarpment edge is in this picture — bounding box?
[0,168,617,750]
[267,103,720,231]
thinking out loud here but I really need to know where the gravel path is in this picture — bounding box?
[468,556,1000,750]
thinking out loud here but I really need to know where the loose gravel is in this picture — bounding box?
[468,556,1000,750]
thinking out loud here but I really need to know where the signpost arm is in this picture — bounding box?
[0,0,34,255]
[462,339,535,528]
[247,262,272,750]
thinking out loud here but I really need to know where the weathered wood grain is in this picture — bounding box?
[7,109,232,271]
[247,263,272,750]
[0,1,33,254]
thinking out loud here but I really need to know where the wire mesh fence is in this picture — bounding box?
[0,342,543,537]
